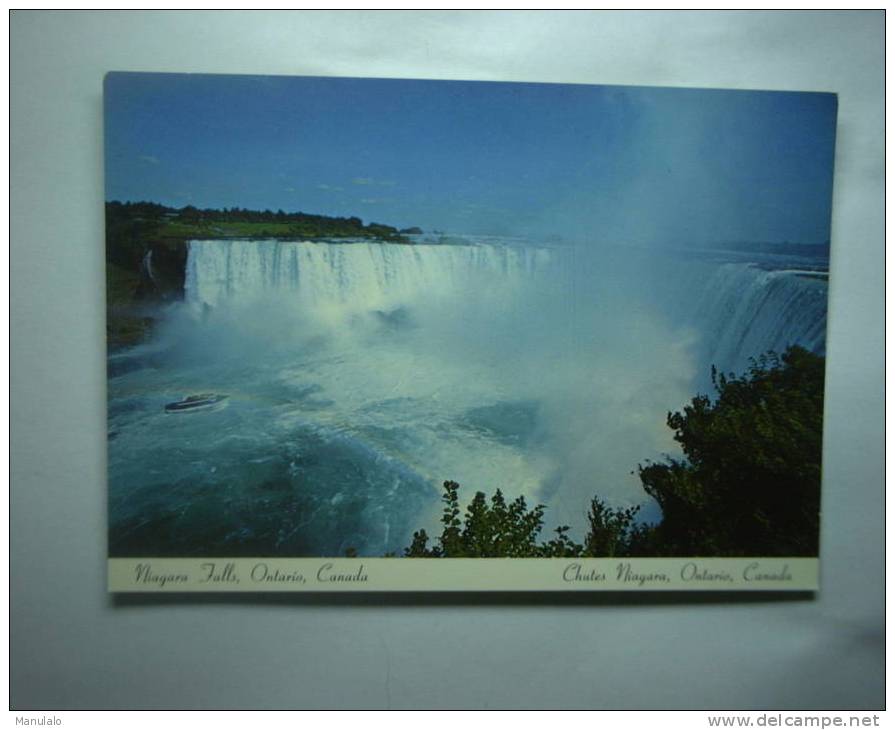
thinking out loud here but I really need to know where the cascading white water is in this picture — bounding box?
[184,240,827,376]
[690,263,828,375]
[185,239,552,313]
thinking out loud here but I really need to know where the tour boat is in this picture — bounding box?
[164,393,229,414]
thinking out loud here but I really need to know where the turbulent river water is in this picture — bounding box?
[107,236,829,557]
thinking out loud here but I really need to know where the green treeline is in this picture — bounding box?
[107,200,409,242]
[405,346,824,558]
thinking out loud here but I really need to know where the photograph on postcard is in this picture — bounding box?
[104,73,835,590]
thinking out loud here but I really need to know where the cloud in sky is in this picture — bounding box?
[360,197,394,205]
[352,177,395,187]
[139,155,160,165]
[317,184,343,192]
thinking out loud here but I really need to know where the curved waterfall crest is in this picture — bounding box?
[184,239,828,376]
[691,262,828,374]
[184,239,553,313]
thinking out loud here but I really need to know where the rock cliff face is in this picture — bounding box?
[133,239,189,302]
[107,238,189,349]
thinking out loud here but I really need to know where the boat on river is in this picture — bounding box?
[164,393,229,414]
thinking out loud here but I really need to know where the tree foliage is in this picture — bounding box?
[637,346,824,556]
[404,480,642,558]
[584,499,644,557]
[105,200,409,242]
[405,481,548,557]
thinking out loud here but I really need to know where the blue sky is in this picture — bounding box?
[105,73,837,244]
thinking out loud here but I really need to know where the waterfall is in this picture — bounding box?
[184,239,552,313]
[141,249,155,282]
[689,263,828,375]
[183,239,828,380]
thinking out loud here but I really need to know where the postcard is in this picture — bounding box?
[105,73,836,591]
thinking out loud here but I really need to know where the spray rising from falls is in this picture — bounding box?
[108,237,828,557]
[182,238,829,522]
[184,241,828,371]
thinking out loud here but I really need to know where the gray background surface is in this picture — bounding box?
[10,11,884,710]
